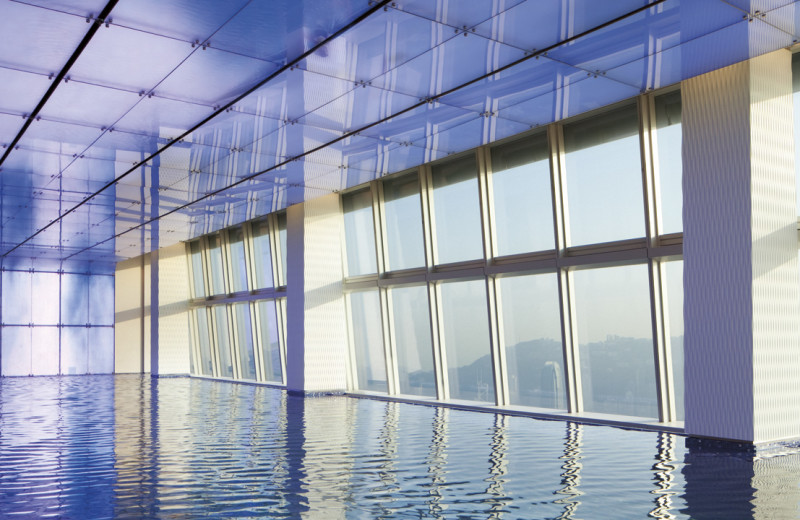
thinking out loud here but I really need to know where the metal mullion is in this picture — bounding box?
[277,298,288,385]
[207,306,221,377]
[250,301,266,382]
[268,213,283,288]
[651,259,675,422]
[188,306,202,376]
[380,286,399,395]
[430,282,449,401]
[343,292,358,391]
[640,93,674,422]
[639,93,662,245]
[220,230,233,296]
[419,164,437,268]
[227,304,242,380]
[243,222,256,293]
[486,276,507,406]
[373,180,389,274]
[200,236,213,301]
[185,242,198,300]
[549,123,582,413]
[478,145,506,406]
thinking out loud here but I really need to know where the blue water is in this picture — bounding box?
[0,376,797,519]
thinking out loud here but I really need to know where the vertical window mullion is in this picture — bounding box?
[372,180,387,275]
[486,276,507,406]
[380,287,399,395]
[276,298,288,386]
[430,282,448,401]
[641,94,674,423]
[250,301,265,383]
[207,306,221,377]
[344,292,358,391]
[227,304,241,380]
[550,123,582,413]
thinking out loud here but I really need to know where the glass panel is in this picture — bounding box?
[89,275,114,325]
[32,272,59,325]
[31,327,59,376]
[564,104,645,245]
[277,212,287,286]
[343,189,377,276]
[383,173,425,271]
[88,327,114,374]
[491,133,554,256]
[573,264,657,418]
[664,260,684,421]
[655,91,682,235]
[497,273,566,409]
[1,327,30,376]
[431,154,483,265]
[233,303,257,381]
[214,305,233,378]
[194,308,214,376]
[251,219,274,290]
[228,227,249,293]
[256,300,282,383]
[62,327,88,375]
[349,290,387,393]
[61,274,89,325]
[391,285,435,397]
[207,234,226,295]
[189,240,206,298]
[2,271,31,325]
[439,279,494,403]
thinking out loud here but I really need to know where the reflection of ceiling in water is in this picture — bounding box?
[0,0,796,265]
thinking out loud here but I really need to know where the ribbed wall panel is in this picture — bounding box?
[156,242,192,375]
[683,59,754,441]
[285,193,349,393]
[748,50,800,443]
[683,50,800,443]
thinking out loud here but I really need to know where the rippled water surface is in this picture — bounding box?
[1,375,799,519]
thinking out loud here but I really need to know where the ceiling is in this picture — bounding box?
[0,0,797,269]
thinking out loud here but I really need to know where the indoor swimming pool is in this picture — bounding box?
[0,375,797,519]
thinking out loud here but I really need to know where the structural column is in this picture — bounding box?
[682,49,800,443]
[285,193,349,393]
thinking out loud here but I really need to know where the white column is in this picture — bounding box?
[683,49,800,443]
[155,242,192,375]
[285,193,349,393]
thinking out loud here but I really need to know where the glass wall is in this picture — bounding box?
[341,91,685,424]
[1,265,115,377]
[186,212,286,385]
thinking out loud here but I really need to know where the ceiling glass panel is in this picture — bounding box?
[0,68,52,117]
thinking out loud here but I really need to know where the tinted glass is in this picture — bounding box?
[391,285,435,397]
[431,154,483,264]
[383,173,425,271]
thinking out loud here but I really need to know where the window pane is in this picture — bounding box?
[189,240,206,298]
[194,308,214,376]
[564,105,645,245]
[32,272,59,325]
[233,303,257,380]
[207,234,226,295]
[214,305,233,378]
[277,212,287,286]
[61,274,89,325]
[491,134,554,255]
[497,273,566,409]
[256,300,283,383]
[62,327,88,375]
[88,327,114,374]
[251,220,274,289]
[573,264,656,418]
[2,271,31,325]
[31,327,59,376]
[664,260,684,421]
[432,154,483,264]
[228,227,248,293]
[383,173,425,271]
[349,290,387,393]
[439,279,494,403]
[89,275,114,325]
[1,327,30,376]
[391,285,435,397]
[343,189,377,276]
[655,91,682,234]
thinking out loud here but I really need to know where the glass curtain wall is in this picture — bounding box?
[187,213,286,385]
[343,90,685,424]
[1,264,115,376]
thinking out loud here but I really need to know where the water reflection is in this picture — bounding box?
[2,375,800,518]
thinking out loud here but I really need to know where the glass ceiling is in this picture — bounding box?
[0,0,797,265]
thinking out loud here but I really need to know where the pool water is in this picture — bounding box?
[0,375,798,519]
